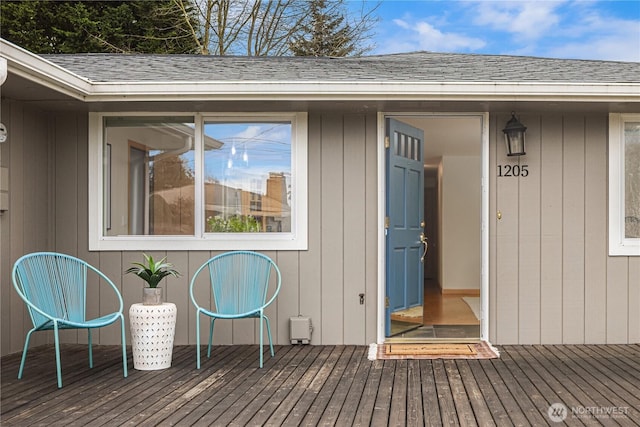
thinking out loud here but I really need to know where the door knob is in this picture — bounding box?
[419,233,428,262]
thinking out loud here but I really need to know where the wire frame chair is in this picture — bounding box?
[12,252,128,388]
[190,251,282,368]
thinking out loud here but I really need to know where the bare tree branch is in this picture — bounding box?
[181,0,378,56]
[173,0,207,54]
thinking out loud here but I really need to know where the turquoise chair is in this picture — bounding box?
[12,252,128,388]
[190,251,281,368]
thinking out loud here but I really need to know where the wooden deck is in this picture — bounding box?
[2,344,639,426]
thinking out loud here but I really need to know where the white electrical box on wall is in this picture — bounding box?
[289,316,313,344]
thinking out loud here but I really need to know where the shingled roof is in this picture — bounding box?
[41,51,640,84]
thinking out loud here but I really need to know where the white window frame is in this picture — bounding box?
[609,113,640,256]
[89,112,308,251]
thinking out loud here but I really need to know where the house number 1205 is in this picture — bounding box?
[497,164,529,177]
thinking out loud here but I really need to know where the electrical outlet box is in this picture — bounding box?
[289,316,313,344]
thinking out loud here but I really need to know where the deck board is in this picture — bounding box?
[533,345,628,426]
[388,360,409,427]
[317,346,367,426]
[281,346,341,426]
[455,361,495,427]
[350,358,384,426]
[220,345,313,426]
[213,346,314,426]
[334,347,377,426]
[419,360,444,427]
[562,346,640,411]
[131,345,263,426]
[476,357,535,426]
[465,359,511,426]
[369,360,395,427]
[590,345,640,384]
[502,346,587,427]
[2,344,640,426]
[445,360,477,427]
[497,347,552,425]
[76,346,202,426]
[298,345,354,425]
[405,360,424,427]
[557,346,640,425]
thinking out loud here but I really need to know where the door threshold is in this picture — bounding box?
[386,323,481,342]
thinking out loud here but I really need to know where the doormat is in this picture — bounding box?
[373,341,500,360]
[387,343,476,355]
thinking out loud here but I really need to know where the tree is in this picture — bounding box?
[175,0,378,56]
[1,0,378,56]
[173,0,307,55]
[0,1,200,54]
[289,0,373,57]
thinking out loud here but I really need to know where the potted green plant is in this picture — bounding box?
[126,253,180,305]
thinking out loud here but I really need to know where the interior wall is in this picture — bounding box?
[423,167,439,280]
[439,155,482,291]
[407,115,484,293]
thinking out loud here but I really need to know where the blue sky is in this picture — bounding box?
[364,0,640,62]
[203,122,291,193]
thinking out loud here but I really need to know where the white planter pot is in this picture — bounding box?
[129,302,177,370]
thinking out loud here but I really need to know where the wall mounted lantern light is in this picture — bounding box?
[502,112,527,156]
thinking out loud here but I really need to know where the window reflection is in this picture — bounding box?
[203,122,292,233]
[104,117,195,236]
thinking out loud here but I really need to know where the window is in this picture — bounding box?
[102,116,196,237]
[203,120,292,234]
[89,113,308,251]
[609,114,640,256]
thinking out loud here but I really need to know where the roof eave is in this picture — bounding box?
[86,81,640,103]
[1,39,91,100]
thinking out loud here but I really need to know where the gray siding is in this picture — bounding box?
[489,113,640,344]
[1,101,54,354]
[0,106,379,356]
[1,104,638,357]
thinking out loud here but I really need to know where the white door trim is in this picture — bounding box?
[376,112,490,344]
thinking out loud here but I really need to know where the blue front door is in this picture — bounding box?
[385,118,425,337]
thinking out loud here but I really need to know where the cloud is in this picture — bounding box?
[371,0,639,61]
[546,35,640,62]
[472,0,564,41]
[527,5,640,61]
[390,18,486,52]
[466,0,639,61]
[559,10,639,61]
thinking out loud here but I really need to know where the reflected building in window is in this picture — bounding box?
[204,172,290,233]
